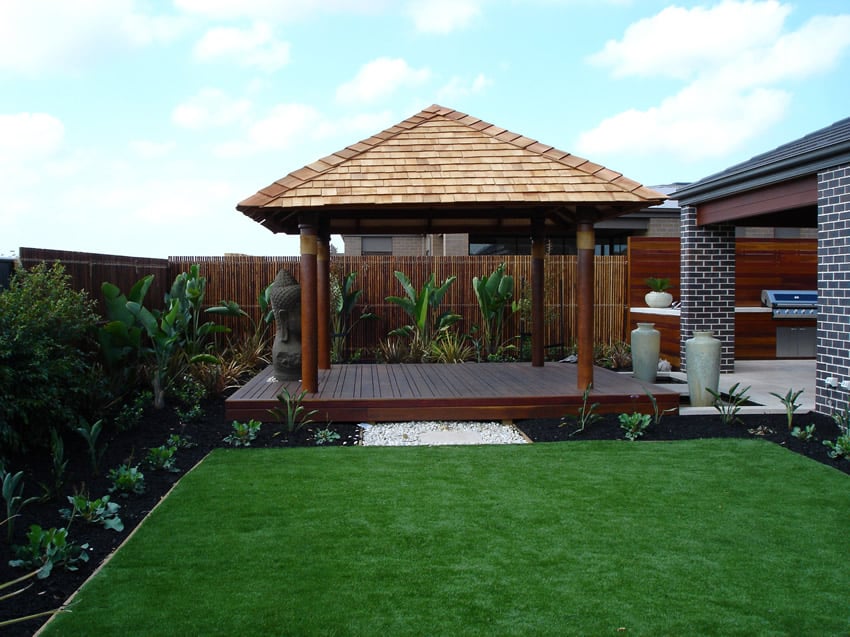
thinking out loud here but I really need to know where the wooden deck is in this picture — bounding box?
[225,363,680,423]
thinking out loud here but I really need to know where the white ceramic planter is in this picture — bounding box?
[631,322,660,382]
[645,291,673,308]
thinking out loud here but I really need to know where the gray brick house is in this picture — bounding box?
[673,117,850,414]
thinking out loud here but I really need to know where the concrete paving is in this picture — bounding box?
[668,359,816,415]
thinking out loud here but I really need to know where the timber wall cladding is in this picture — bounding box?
[17,249,629,354]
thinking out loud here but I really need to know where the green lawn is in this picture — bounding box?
[43,440,850,636]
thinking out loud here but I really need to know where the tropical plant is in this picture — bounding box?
[314,428,341,446]
[330,271,377,363]
[2,469,39,542]
[9,525,89,579]
[59,493,124,532]
[645,276,671,292]
[791,424,816,442]
[107,464,146,497]
[74,417,105,476]
[430,328,476,363]
[145,445,179,472]
[98,275,153,393]
[223,420,262,447]
[560,384,602,435]
[706,382,751,426]
[0,261,104,454]
[472,263,515,358]
[619,412,652,441]
[386,271,460,349]
[376,337,408,364]
[270,387,318,433]
[769,388,804,430]
[645,389,676,426]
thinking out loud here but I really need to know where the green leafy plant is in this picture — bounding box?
[59,493,124,532]
[0,261,104,454]
[2,469,40,542]
[769,388,804,430]
[472,263,515,358]
[430,328,476,363]
[39,428,68,500]
[386,271,460,353]
[619,412,652,441]
[791,424,816,442]
[645,276,671,292]
[166,433,196,449]
[645,389,676,426]
[314,428,341,446]
[145,445,179,472]
[560,384,602,435]
[270,387,318,433]
[74,417,105,476]
[223,420,262,447]
[824,407,850,460]
[107,463,146,497]
[330,271,377,363]
[9,525,89,579]
[98,275,153,393]
[707,383,751,426]
[113,391,152,431]
[172,373,207,424]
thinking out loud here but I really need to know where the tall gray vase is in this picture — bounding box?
[686,330,721,407]
[631,322,660,382]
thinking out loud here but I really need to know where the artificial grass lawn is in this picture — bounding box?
[44,440,850,636]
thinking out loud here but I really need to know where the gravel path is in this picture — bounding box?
[359,421,529,446]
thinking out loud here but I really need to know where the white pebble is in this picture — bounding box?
[360,421,528,446]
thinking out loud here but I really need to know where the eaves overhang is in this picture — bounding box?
[673,141,850,206]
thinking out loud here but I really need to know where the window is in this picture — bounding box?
[361,236,393,255]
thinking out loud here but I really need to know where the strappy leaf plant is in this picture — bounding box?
[386,271,460,353]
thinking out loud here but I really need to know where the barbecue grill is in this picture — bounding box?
[761,289,818,318]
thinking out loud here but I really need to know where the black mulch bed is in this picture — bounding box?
[2,398,847,635]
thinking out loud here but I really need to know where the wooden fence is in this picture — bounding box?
[19,248,629,356]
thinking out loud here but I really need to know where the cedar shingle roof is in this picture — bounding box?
[237,104,666,235]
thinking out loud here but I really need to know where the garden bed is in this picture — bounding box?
[1,398,846,635]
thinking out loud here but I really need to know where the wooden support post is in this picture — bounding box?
[531,216,545,367]
[299,221,319,393]
[577,219,595,390]
[317,232,331,370]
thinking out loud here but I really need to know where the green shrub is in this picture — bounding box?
[0,262,105,453]
[9,525,89,579]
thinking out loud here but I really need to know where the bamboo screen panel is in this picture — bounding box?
[17,249,629,355]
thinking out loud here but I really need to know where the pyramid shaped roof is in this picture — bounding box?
[237,104,666,235]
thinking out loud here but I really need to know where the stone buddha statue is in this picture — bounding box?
[268,269,301,380]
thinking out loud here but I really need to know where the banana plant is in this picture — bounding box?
[166,265,229,358]
[472,263,514,357]
[330,272,377,362]
[98,275,154,371]
[206,280,276,346]
[386,271,459,346]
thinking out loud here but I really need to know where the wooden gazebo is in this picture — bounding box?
[233,105,669,420]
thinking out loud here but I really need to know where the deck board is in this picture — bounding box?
[226,363,680,423]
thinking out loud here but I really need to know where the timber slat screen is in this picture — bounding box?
[17,249,629,352]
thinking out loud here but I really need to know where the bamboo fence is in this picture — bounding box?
[19,248,630,356]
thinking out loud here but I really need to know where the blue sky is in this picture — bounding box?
[2,0,849,258]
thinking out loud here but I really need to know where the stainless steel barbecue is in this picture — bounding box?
[761,289,818,318]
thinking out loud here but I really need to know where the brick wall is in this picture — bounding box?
[392,235,427,256]
[816,163,850,414]
[679,206,736,373]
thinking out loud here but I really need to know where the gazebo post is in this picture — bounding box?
[317,228,331,370]
[531,215,546,367]
[576,215,595,389]
[299,219,319,393]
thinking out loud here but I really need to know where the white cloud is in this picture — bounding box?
[408,0,481,34]
[0,0,184,74]
[175,0,388,21]
[194,22,291,72]
[437,73,492,100]
[336,58,431,104]
[588,0,790,80]
[0,113,64,162]
[172,89,253,130]
[214,103,321,157]
[580,1,850,162]
[129,140,178,159]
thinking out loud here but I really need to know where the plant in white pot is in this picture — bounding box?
[645,277,673,308]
